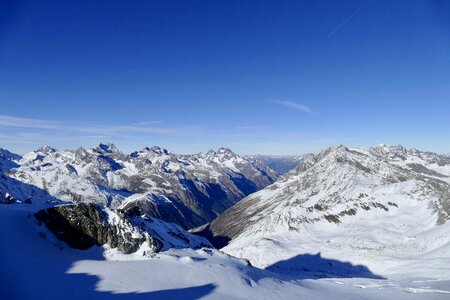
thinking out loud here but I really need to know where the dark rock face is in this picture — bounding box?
[34,203,157,254]
[197,194,271,247]
[34,203,211,254]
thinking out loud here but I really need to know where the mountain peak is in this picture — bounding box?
[94,143,119,154]
[369,144,408,160]
[330,144,348,152]
[316,144,349,159]
[217,147,235,156]
[371,144,407,152]
[130,146,168,157]
[217,147,232,153]
[36,146,58,154]
[150,146,169,155]
[205,149,216,155]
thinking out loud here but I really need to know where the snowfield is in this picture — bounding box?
[1,203,450,299]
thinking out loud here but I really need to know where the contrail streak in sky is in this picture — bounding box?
[328,0,372,37]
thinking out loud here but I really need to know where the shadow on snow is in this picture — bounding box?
[0,228,217,300]
[264,252,384,280]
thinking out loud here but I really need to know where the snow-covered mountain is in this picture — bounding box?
[206,145,450,280]
[0,144,278,228]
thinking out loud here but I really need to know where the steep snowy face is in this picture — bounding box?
[1,144,278,228]
[0,148,21,170]
[207,145,450,277]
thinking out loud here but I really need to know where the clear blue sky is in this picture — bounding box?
[0,0,449,155]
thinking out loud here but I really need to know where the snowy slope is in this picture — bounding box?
[207,145,450,284]
[1,144,278,228]
[0,148,21,170]
[2,203,449,299]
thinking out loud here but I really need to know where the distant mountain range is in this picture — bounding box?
[245,155,303,174]
[0,143,278,228]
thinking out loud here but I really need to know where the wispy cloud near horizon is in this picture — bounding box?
[270,101,317,115]
[131,120,163,126]
[0,115,61,129]
[0,114,200,137]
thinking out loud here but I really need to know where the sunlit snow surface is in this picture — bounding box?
[1,204,450,300]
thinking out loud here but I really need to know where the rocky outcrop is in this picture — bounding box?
[0,192,15,204]
[34,203,211,254]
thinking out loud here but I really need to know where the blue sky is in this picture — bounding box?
[0,0,449,155]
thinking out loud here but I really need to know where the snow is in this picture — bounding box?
[1,203,449,299]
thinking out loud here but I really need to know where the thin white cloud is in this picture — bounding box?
[131,120,162,126]
[271,101,317,115]
[0,114,200,137]
[97,123,203,137]
[0,115,61,129]
[234,125,272,131]
[0,132,38,144]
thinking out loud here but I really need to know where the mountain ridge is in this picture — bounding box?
[0,143,278,228]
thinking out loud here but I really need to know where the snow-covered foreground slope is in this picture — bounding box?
[2,203,449,299]
[205,145,450,294]
[0,144,277,228]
